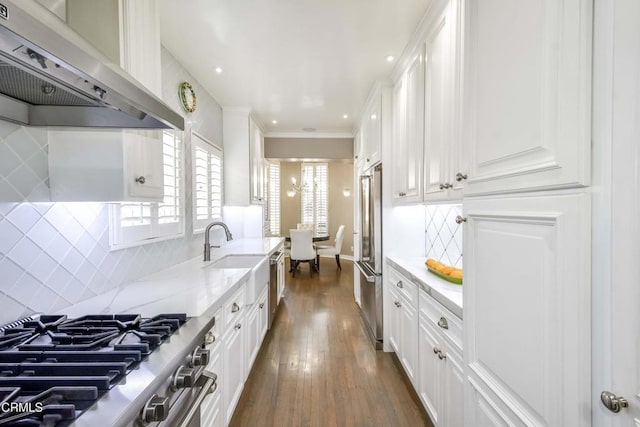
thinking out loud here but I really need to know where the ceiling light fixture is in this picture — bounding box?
[343,114,348,119]
[370,113,377,120]
[385,55,395,62]
[287,176,309,197]
[272,120,278,124]
[215,67,223,74]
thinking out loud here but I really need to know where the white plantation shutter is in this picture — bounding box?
[111,130,184,247]
[314,164,328,235]
[193,132,223,232]
[268,162,281,235]
[300,163,328,234]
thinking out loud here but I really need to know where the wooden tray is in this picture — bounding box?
[426,266,463,285]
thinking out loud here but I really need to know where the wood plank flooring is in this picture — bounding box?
[230,258,433,427]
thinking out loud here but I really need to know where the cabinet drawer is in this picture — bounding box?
[388,265,418,306]
[222,284,246,330]
[419,289,462,352]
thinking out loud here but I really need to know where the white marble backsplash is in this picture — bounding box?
[425,204,463,268]
[0,47,243,325]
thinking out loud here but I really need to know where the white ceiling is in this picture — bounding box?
[159,0,431,135]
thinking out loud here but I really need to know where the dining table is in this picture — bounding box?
[284,234,331,243]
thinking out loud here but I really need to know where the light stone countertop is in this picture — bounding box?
[386,255,463,319]
[59,237,285,319]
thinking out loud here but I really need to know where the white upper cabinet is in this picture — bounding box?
[392,52,424,204]
[223,109,265,206]
[461,0,592,196]
[357,83,391,172]
[49,0,165,202]
[423,1,465,202]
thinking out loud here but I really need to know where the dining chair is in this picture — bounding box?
[316,225,345,270]
[289,229,317,277]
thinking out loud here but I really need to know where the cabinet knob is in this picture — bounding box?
[439,183,453,190]
[398,192,406,197]
[259,303,265,309]
[437,317,449,329]
[204,331,215,345]
[234,323,242,330]
[135,176,146,184]
[455,216,467,224]
[231,302,240,313]
[433,347,440,355]
[366,158,370,162]
[394,301,401,308]
[396,281,403,289]
[438,351,447,360]
[601,391,629,413]
[455,172,468,182]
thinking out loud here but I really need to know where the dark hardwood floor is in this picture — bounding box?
[230,258,433,427]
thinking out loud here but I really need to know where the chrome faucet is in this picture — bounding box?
[203,221,233,261]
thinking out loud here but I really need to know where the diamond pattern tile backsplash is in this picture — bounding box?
[0,48,234,326]
[425,204,463,268]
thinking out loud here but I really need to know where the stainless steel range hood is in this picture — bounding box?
[0,1,184,130]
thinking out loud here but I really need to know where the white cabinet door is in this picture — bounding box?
[423,4,458,202]
[245,304,259,377]
[277,256,285,302]
[361,94,382,167]
[123,130,164,200]
[419,313,443,425]
[387,286,401,354]
[443,339,464,427]
[392,53,424,204]
[258,286,268,342]
[399,298,419,387]
[223,319,245,424]
[463,192,591,426]
[462,0,591,196]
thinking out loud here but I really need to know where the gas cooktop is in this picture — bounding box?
[0,313,188,426]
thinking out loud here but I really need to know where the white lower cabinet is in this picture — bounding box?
[418,289,464,427]
[246,285,269,377]
[463,192,591,426]
[387,262,464,425]
[223,312,244,425]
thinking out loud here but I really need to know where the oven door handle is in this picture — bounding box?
[176,372,217,427]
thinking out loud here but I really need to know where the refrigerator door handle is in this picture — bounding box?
[355,262,376,283]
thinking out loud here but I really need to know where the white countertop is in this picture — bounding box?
[59,237,285,319]
[386,255,463,319]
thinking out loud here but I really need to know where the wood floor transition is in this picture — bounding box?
[229,258,433,427]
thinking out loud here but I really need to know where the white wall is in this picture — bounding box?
[0,47,227,325]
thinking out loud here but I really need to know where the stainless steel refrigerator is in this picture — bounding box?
[355,163,383,349]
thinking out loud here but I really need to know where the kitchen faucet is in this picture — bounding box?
[203,221,233,261]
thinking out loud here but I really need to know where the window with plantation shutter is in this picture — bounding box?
[300,163,328,234]
[268,162,280,235]
[192,132,223,232]
[110,130,184,248]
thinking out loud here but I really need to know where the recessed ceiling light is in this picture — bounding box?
[215,67,223,74]
[370,113,377,120]
[385,55,395,62]
[343,114,348,119]
[272,120,278,124]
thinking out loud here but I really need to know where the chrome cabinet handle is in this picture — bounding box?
[439,183,453,190]
[259,303,265,309]
[601,391,629,413]
[433,347,440,355]
[394,301,401,308]
[231,302,240,313]
[455,172,468,182]
[398,192,406,197]
[234,323,242,330]
[438,351,447,360]
[396,281,403,289]
[455,216,467,224]
[135,176,146,184]
[437,317,449,329]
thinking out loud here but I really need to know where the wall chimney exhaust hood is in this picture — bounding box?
[0,1,184,130]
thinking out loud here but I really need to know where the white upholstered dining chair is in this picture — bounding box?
[289,229,317,276]
[315,225,345,270]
